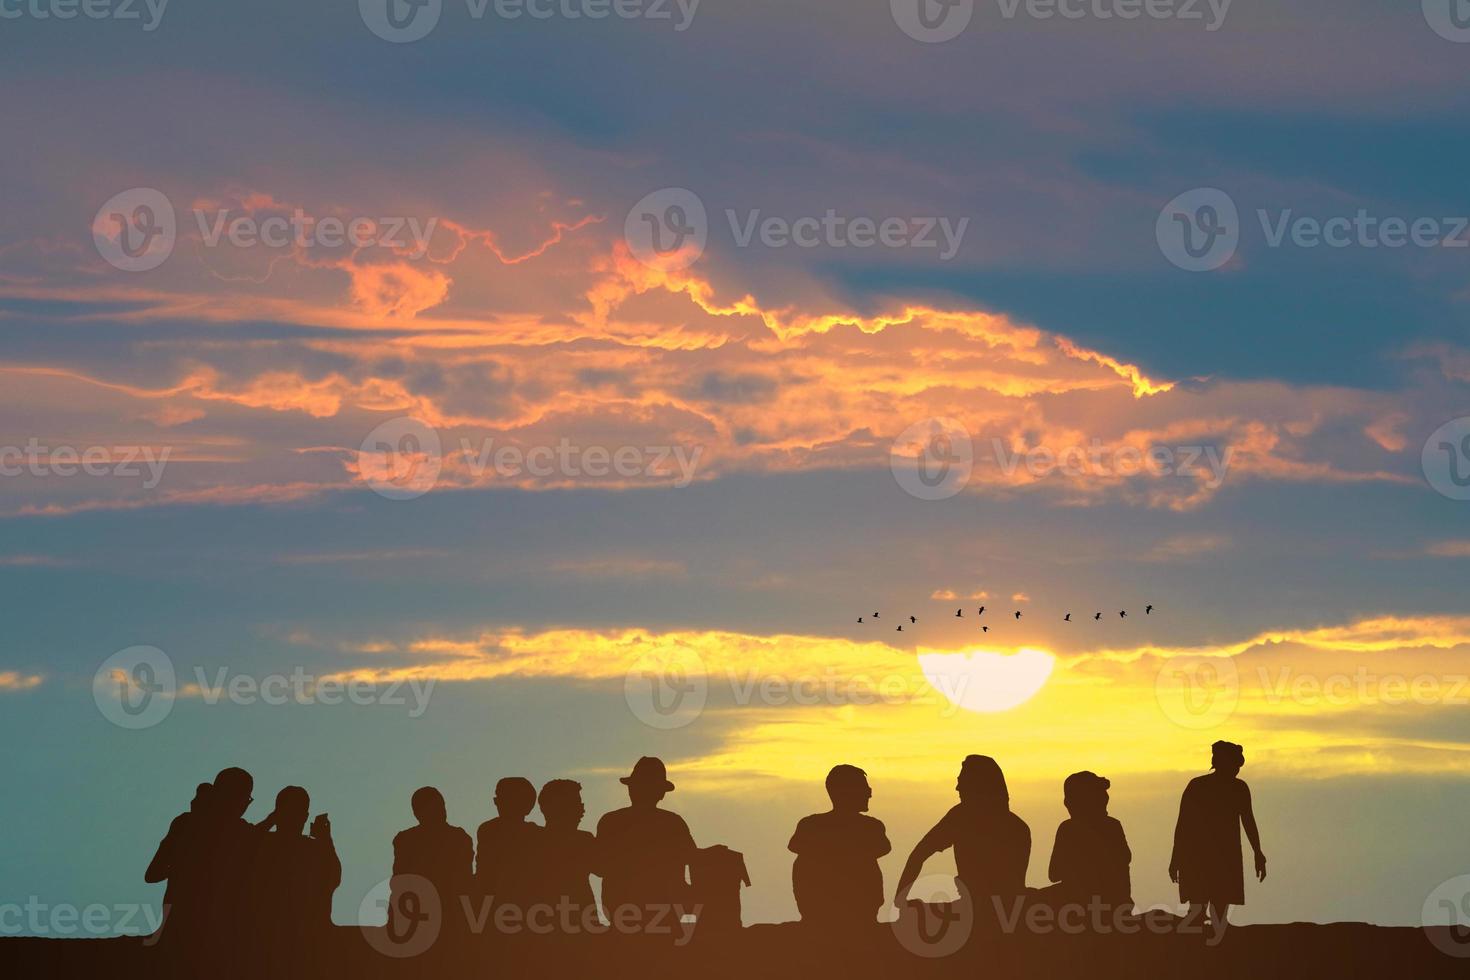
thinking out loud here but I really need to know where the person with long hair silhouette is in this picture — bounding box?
[788,764,891,929]
[595,757,696,930]
[1169,741,1266,929]
[475,777,543,916]
[893,755,1030,920]
[391,787,473,942]
[1041,771,1131,910]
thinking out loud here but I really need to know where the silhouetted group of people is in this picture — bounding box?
[146,742,1266,964]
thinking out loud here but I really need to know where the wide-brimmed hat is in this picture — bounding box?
[620,756,675,791]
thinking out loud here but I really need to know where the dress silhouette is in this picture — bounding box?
[788,764,891,929]
[533,779,599,927]
[1169,741,1267,927]
[595,757,697,928]
[475,777,543,914]
[248,786,341,969]
[894,755,1031,919]
[1042,771,1132,909]
[391,787,473,940]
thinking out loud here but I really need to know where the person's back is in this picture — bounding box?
[475,777,542,911]
[250,788,341,969]
[596,757,696,925]
[945,802,1031,901]
[1048,815,1131,905]
[392,787,473,938]
[789,765,890,928]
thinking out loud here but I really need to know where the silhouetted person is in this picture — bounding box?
[1170,741,1267,929]
[200,768,265,949]
[145,782,214,943]
[1040,771,1131,910]
[391,787,473,942]
[249,787,341,968]
[894,755,1030,922]
[788,764,891,929]
[533,779,599,927]
[596,757,697,930]
[476,777,543,914]
[690,844,750,935]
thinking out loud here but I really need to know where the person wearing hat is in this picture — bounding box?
[595,757,697,931]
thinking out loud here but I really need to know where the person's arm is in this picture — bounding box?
[893,815,952,906]
[1240,782,1266,881]
[873,819,892,859]
[787,817,809,855]
[1047,824,1067,884]
[1168,784,1190,884]
[144,822,178,884]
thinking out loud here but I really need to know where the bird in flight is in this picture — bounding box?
[1014,610,1022,620]
[909,615,917,624]
[896,624,904,632]
[981,625,989,633]
[1119,610,1127,619]
[1094,612,1102,621]
[1064,613,1071,622]
[978,606,986,616]
[1146,604,1154,614]
[857,617,864,623]
[955,608,963,617]
[873,612,880,619]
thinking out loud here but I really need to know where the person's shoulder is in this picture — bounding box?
[476,817,498,837]
[857,813,887,832]
[1006,810,1031,835]
[596,807,630,831]
[659,806,692,829]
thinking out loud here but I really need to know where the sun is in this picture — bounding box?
[916,647,1056,713]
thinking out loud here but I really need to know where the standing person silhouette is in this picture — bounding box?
[391,787,473,942]
[1169,740,1267,930]
[249,786,340,969]
[788,764,891,929]
[475,777,543,916]
[893,755,1031,921]
[595,757,696,931]
[1042,771,1132,910]
[534,779,599,928]
[145,782,214,943]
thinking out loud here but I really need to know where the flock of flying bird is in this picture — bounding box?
[859,604,1155,632]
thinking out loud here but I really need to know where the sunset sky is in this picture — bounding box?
[3,0,1470,934]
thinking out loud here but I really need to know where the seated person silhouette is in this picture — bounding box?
[145,782,213,941]
[1170,740,1267,930]
[391,787,473,941]
[596,757,697,930]
[894,755,1031,924]
[1036,771,1132,912]
[788,764,891,929]
[532,779,599,926]
[475,777,543,915]
[249,787,341,947]
[192,767,266,949]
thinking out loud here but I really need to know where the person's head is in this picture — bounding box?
[494,777,537,820]
[274,786,310,835]
[1211,740,1245,776]
[538,779,585,830]
[1062,771,1110,818]
[411,787,448,826]
[212,767,254,819]
[190,782,213,814]
[956,755,1009,812]
[825,764,872,813]
[621,756,674,807]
